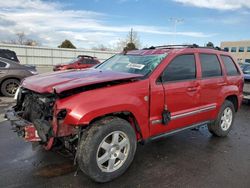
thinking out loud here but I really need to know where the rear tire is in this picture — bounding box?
[77,116,137,182]
[208,100,235,137]
[1,79,20,97]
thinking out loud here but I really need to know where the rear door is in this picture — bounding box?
[197,53,225,122]
[150,54,201,136]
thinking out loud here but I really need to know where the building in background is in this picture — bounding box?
[221,41,250,64]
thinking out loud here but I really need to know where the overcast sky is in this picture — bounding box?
[0,0,250,48]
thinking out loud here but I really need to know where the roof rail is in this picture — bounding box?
[77,55,95,59]
[144,44,224,51]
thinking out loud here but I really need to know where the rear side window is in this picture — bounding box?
[200,54,222,78]
[0,61,7,68]
[161,54,196,82]
[86,59,96,64]
[221,55,239,76]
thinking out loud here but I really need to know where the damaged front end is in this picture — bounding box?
[5,87,77,150]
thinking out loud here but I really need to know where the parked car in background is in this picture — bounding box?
[0,49,20,63]
[6,45,244,182]
[0,57,38,97]
[241,63,250,102]
[240,63,250,80]
[243,82,250,102]
[53,55,100,71]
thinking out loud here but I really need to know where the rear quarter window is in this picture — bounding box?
[199,54,222,78]
[221,55,240,76]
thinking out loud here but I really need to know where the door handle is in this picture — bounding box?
[187,87,198,92]
[217,82,226,86]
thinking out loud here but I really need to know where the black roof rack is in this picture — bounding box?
[143,44,224,51]
[77,55,96,59]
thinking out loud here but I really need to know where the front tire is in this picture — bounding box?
[208,100,235,137]
[77,117,137,182]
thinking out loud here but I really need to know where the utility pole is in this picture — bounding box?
[130,28,133,43]
[169,18,184,44]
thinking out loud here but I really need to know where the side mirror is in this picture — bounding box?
[157,75,164,83]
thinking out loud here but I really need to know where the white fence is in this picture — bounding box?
[0,43,118,66]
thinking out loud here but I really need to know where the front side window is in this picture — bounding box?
[200,54,222,78]
[85,59,96,64]
[247,47,250,52]
[221,55,239,76]
[239,47,244,52]
[231,47,237,52]
[161,54,196,82]
[97,54,167,76]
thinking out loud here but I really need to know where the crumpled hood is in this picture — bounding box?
[22,69,143,94]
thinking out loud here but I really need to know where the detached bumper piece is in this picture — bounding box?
[5,108,52,142]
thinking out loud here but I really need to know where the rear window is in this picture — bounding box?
[0,50,19,62]
[200,54,222,78]
[221,55,239,76]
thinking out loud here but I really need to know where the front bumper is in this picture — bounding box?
[5,108,41,142]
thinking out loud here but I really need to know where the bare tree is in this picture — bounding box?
[115,28,141,51]
[1,32,38,46]
[24,39,38,46]
[16,32,25,45]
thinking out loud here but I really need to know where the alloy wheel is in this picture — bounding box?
[96,131,130,173]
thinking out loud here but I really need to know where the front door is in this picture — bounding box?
[0,61,8,78]
[149,54,201,137]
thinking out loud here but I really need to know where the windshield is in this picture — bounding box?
[97,54,167,76]
[65,57,80,64]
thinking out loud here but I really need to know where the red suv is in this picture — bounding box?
[53,55,100,71]
[6,45,244,182]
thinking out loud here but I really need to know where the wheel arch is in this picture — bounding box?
[0,77,21,86]
[225,94,238,112]
[88,111,144,142]
[0,77,21,95]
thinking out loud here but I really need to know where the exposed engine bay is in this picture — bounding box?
[6,87,79,152]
